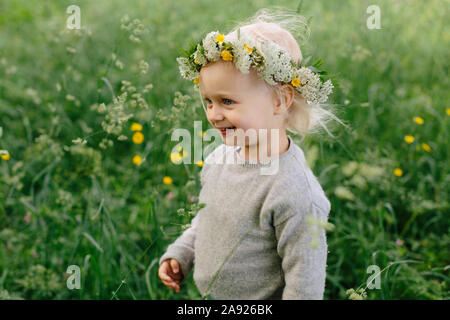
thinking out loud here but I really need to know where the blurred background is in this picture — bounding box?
[0,0,448,299]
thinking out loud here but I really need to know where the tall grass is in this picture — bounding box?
[0,0,448,299]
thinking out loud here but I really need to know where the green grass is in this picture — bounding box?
[0,0,448,299]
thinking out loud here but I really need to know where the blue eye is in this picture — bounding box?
[223,98,233,105]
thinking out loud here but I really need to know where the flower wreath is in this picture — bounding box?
[176,29,335,105]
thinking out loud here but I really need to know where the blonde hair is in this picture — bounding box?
[224,7,345,140]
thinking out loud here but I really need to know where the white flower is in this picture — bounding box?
[193,44,207,65]
[176,57,198,80]
[202,31,221,61]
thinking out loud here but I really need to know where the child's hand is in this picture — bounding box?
[158,258,184,293]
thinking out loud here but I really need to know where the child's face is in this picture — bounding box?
[199,59,283,147]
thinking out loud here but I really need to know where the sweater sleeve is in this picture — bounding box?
[159,212,200,284]
[274,203,328,300]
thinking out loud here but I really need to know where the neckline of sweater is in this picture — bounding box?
[233,135,294,168]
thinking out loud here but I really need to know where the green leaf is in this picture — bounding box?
[296,0,303,14]
[311,58,324,69]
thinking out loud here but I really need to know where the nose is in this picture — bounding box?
[206,103,225,125]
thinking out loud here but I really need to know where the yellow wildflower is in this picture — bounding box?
[291,78,301,87]
[446,108,450,116]
[216,34,225,43]
[404,135,414,144]
[421,143,431,152]
[244,44,253,53]
[221,50,233,61]
[1,152,10,160]
[196,160,203,167]
[130,122,143,131]
[413,117,424,125]
[194,59,200,64]
[163,176,173,185]
[132,155,143,165]
[170,152,182,163]
[132,131,144,144]
[193,78,199,84]
[394,168,403,177]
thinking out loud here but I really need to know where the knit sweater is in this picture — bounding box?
[159,135,331,300]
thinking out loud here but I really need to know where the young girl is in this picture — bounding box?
[158,9,335,300]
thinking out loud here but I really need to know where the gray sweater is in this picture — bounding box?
[159,135,331,299]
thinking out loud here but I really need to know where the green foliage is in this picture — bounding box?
[0,0,448,300]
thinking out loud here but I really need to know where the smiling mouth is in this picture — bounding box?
[218,126,236,134]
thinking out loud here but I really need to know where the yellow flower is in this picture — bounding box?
[193,78,199,84]
[394,168,403,177]
[216,34,225,43]
[244,44,253,53]
[196,160,203,167]
[446,108,450,116]
[130,122,143,131]
[291,78,301,87]
[404,135,414,144]
[170,152,182,163]
[1,152,10,160]
[413,117,424,125]
[194,59,200,64]
[221,50,233,61]
[163,176,173,185]
[132,132,144,144]
[421,142,431,152]
[132,155,143,165]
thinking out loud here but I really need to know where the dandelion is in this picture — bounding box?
[404,135,414,144]
[421,142,431,152]
[394,168,403,177]
[132,155,143,165]
[163,176,173,185]
[170,152,182,163]
[130,122,142,131]
[197,160,203,167]
[446,108,450,116]
[216,34,225,43]
[244,44,253,53]
[221,50,233,61]
[291,78,301,87]
[132,132,144,144]
[413,117,424,125]
[1,152,10,160]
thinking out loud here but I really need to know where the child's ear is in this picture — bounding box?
[273,85,295,114]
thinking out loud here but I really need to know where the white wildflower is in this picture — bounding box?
[202,31,221,61]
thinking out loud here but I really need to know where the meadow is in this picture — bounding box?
[0,0,448,299]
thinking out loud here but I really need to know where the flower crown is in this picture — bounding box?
[176,29,334,105]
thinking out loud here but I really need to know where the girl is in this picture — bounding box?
[158,8,337,300]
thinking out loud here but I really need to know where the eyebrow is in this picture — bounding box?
[201,92,236,99]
